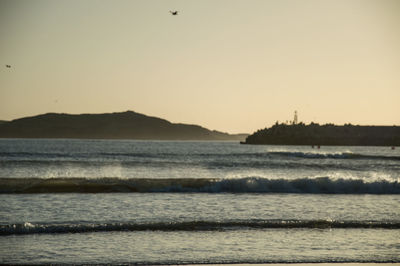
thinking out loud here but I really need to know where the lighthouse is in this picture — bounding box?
[293,111,298,125]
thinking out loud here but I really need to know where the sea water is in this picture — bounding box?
[0,139,399,264]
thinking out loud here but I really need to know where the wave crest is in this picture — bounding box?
[0,177,399,194]
[1,219,399,235]
[268,151,400,160]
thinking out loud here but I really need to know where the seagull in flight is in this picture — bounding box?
[169,11,178,15]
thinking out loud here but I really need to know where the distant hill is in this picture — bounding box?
[243,122,400,146]
[0,111,248,141]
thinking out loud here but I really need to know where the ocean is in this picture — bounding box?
[0,139,399,265]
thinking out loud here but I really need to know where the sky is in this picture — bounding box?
[1,0,399,134]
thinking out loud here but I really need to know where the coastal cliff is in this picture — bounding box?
[243,123,400,146]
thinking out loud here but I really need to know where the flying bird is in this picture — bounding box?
[5,65,11,68]
[169,11,178,15]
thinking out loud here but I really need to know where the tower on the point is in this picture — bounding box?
[293,111,298,124]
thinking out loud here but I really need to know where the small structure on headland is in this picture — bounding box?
[293,111,298,125]
[242,123,400,146]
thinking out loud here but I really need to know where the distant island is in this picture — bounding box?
[0,111,248,141]
[242,122,400,146]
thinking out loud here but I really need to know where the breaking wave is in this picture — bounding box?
[1,219,399,235]
[267,151,400,160]
[1,177,399,194]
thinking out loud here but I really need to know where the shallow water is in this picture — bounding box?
[0,139,399,264]
[1,229,399,264]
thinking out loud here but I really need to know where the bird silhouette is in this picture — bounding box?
[169,11,178,15]
[6,65,11,68]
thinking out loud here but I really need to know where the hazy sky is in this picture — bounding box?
[1,0,399,133]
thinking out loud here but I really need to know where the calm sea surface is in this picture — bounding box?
[0,139,399,264]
